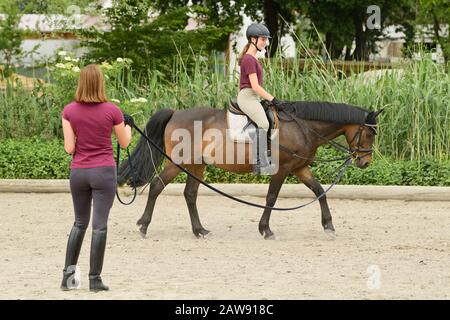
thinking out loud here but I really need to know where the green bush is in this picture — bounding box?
[1,137,448,186]
[0,137,70,178]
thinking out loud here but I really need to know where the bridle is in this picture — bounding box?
[348,124,377,160]
[281,114,378,163]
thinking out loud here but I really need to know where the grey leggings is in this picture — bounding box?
[69,166,117,230]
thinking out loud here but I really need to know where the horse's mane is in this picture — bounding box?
[278,101,371,125]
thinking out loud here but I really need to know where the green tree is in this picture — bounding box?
[151,0,301,57]
[17,0,93,14]
[245,0,299,57]
[79,0,232,74]
[0,1,24,78]
[416,0,450,64]
[152,0,245,53]
[300,0,417,60]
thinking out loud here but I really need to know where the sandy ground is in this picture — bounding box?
[1,191,449,300]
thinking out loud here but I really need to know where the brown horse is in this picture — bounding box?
[118,102,383,239]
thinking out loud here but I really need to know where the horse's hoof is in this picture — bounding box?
[195,229,211,239]
[136,224,148,239]
[258,224,269,236]
[139,231,147,239]
[324,228,336,239]
[263,231,276,240]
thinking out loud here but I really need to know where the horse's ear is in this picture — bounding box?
[375,108,385,117]
[366,111,377,125]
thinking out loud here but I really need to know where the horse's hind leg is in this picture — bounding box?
[137,161,180,237]
[293,166,335,238]
[183,165,210,238]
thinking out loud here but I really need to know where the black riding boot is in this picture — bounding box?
[252,127,273,175]
[89,228,109,292]
[61,224,86,290]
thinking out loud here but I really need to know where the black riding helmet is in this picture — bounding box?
[246,23,271,52]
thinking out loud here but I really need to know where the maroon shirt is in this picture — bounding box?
[62,101,124,169]
[239,54,263,90]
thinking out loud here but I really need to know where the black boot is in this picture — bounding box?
[89,228,109,292]
[61,224,86,291]
[252,127,274,175]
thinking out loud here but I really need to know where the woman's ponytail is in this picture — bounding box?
[237,42,250,66]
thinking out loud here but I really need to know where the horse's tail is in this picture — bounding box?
[118,108,175,188]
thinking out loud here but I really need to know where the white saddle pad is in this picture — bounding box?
[226,110,278,143]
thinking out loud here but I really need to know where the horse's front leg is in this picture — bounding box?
[258,171,288,240]
[293,166,335,238]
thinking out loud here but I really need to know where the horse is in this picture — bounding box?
[117,101,383,239]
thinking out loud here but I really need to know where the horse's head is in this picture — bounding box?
[344,109,384,169]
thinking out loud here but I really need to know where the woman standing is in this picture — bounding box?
[60,64,132,292]
[237,23,281,175]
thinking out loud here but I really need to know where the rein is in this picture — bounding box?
[115,141,137,205]
[278,115,375,162]
[115,120,355,211]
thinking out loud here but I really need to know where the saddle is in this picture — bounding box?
[226,100,279,143]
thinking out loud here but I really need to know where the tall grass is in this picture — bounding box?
[0,51,448,162]
[262,55,449,162]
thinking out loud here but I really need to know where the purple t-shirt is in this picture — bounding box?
[239,54,263,90]
[62,101,124,169]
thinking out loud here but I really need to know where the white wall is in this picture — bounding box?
[19,39,86,66]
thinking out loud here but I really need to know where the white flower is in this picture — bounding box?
[116,57,124,62]
[58,51,67,56]
[55,63,65,68]
[110,98,121,104]
[101,61,112,69]
[130,97,148,103]
[72,66,80,72]
[64,56,79,62]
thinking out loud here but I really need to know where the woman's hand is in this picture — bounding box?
[124,114,134,127]
[270,97,282,108]
[114,121,132,148]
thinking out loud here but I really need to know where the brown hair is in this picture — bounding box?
[75,64,108,103]
[237,42,251,66]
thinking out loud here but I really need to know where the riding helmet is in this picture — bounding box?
[246,23,271,39]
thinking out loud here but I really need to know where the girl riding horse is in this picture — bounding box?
[237,23,282,175]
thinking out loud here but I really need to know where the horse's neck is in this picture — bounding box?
[303,120,347,146]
